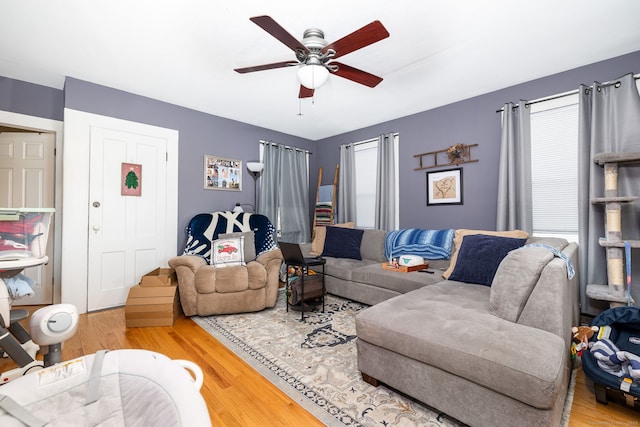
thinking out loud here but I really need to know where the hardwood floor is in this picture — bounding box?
[1,307,638,426]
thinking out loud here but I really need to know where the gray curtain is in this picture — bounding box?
[259,142,281,224]
[375,133,396,230]
[260,142,310,243]
[278,147,310,243]
[496,100,533,233]
[338,143,357,223]
[578,73,640,314]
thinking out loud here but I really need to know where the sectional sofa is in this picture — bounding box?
[302,227,452,305]
[303,226,579,427]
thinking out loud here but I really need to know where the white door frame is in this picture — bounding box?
[62,108,178,314]
[0,110,63,303]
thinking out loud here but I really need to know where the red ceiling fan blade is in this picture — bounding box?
[298,86,314,98]
[331,62,383,88]
[322,21,389,59]
[234,61,298,73]
[250,15,310,54]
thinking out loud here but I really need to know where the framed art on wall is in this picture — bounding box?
[204,155,242,191]
[426,167,463,205]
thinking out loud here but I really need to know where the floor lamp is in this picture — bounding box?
[246,162,264,213]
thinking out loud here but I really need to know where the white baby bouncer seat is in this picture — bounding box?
[0,349,212,426]
[0,209,211,426]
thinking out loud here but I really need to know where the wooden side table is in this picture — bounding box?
[285,258,326,321]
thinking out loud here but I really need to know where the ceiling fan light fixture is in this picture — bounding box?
[297,64,329,90]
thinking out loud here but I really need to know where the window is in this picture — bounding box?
[530,94,579,242]
[529,79,640,244]
[353,135,399,229]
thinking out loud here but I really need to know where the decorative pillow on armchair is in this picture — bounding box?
[211,236,245,268]
[220,231,256,262]
[448,234,527,286]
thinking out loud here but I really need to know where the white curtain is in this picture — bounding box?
[578,73,640,314]
[337,143,357,223]
[375,133,396,230]
[496,100,533,232]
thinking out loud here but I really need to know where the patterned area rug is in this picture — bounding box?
[194,291,575,426]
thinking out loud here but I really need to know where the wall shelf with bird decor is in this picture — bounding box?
[414,144,478,170]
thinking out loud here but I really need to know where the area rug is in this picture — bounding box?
[194,290,575,426]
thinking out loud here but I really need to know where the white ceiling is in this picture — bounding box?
[2,0,640,140]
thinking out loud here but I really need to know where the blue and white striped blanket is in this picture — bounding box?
[384,228,455,260]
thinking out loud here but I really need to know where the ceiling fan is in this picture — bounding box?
[234,15,390,98]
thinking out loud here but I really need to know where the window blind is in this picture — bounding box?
[530,98,579,237]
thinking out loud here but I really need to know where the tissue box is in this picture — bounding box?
[0,208,54,261]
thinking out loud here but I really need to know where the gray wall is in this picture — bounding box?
[62,78,315,250]
[314,50,640,231]
[1,50,639,250]
[0,76,63,121]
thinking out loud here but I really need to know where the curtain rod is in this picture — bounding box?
[495,73,640,113]
[260,140,312,154]
[341,132,399,148]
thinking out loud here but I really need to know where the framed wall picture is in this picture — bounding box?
[426,167,463,205]
[204,155,242,191]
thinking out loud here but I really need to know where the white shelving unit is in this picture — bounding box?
[586,152,640,307]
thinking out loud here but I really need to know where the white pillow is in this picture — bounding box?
[211,236,245,268]
[220,231,256,262]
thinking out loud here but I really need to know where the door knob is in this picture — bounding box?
[93,201,101,208]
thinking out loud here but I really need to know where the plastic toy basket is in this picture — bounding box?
[0,208,54,262]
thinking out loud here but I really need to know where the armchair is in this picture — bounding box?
[169,212,283,316]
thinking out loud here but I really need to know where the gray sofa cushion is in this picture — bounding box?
[356,282,566,409]
[518,243,579,340]
[351,264,443,294]
[323,257,377,281]
[489,248,553,322]
[360,229,388,263]
[525,236,569,250]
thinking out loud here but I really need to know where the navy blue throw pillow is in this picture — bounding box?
[448,234,527,286]
[322,226,364,260]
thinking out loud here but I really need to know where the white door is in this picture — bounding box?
[87,127,168,311]
[0,132,55,304]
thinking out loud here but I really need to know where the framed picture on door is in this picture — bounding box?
[204,155,242,191]
[121,162,142,196]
